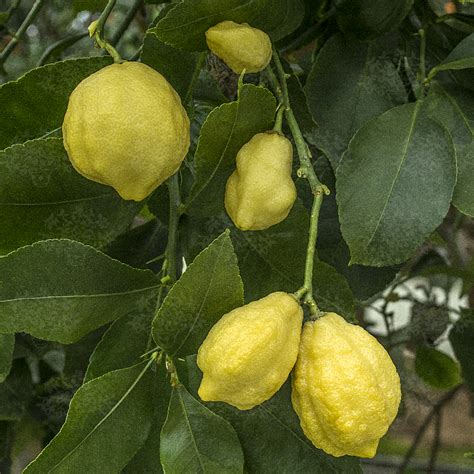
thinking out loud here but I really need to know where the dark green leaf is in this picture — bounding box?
[337,101,456,266]
[24,363,155,473]
[0,138,141,255]
[140,31,201,101]
[187,359,361,473]
[424,83,474,216]
[449,309,474,391]
[181,202,356,318]
[0,239,159,343]
[0,57,111,151]
[430,33,474,77]
[152,0,305,51]
[415,346,461,389]
[186,83,275,216]
[305,34,407,168]
[85,292,159,382]
[0,334,14,383]
[161,384,244,473]
[123,365,171,474]
[335,0,414,40]
[153,231,243,357]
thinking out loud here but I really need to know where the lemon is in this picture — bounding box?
[225,132,297,230]
[205,21,272,74]
[292,313,401,458]
[197,292,303,410]
[62,62,190,201]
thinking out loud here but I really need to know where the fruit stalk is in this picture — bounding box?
[267,51,329,317]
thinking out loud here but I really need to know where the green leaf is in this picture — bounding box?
[334,0,414,40]
[0,138,141,255]
[140,31,201,101]
[0,334,14,383]
[123,365,171,474]
[0,240,159,343]
[186,83,275,216]
[152,0,305,51]
[161,384,244,473]
[449,309,474,391]
[24,362,155,473]
[85,292,159,382]
[305,34,407,168]
[337,101,456,266]
[181,202,356,318]
[430,33,474,78]
[153,231,243,357]
[415,346,462,390]
[0,57,111,151]
[187,359,361,473]
[424,83,474,216]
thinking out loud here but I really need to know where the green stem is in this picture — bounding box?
[90,0,123,63]
[416,28,428,98]
[268,50,329,317]
[0,0,44,65]
[272,104,285,133]
[165,174,181,283]
[110,0,143,47]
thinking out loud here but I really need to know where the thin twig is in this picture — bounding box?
[0,0,45,65]
[110,0,143,47]
[427,409,443,473]
[398,386,461,473]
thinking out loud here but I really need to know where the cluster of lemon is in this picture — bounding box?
[198,293,401,458]
[62,20,401,459]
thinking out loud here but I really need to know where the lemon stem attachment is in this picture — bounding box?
[90,0,123,63]
[272,104,285,133]
[266,50,330,318]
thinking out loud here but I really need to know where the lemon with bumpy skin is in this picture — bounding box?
[205,21,272,74]
[197,292,303,410]
[225,132,297,230]
[62,62,190,201]
[292,313,401,458]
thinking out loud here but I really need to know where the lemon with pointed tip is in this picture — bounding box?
[292,313,401,458]
[225,131,297,230]
[62,62,190,201]
[197,292,303,410]
[205,21,272,74]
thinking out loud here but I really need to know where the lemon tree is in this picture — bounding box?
[1,1,474,473]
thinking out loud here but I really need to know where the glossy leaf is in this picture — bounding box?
[0,240,159,343]
[430,33,474,77]
[187,360,361,473]
[449,310,474,391]
[85,292,159,382]
[123,365,171,474]
[337,101,456,266]
[186,83,275,216]
[0,57,111,151]
[305,34,407,168]
[415,346,462,390]
[24,363,155,473]
[140,31,200,101]
[0,138,141,255]
[424,83,474,216]
[0,334,14,383]
[335,0,414,40]
[152,0,305,50]
[181,202,356,318]
[160,384,244,473]
[153,231,243,357]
